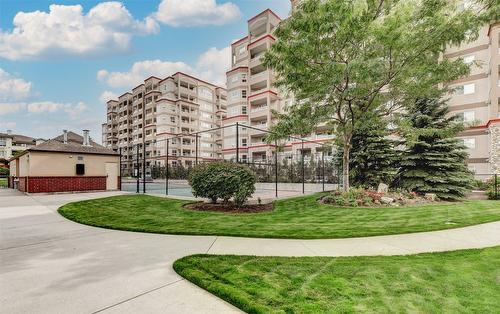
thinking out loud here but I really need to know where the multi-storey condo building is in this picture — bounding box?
[0,130,42,164]
[222,9,334,163]
[223,2,499,175]
[445,23,500,175]
[102,72,226,175]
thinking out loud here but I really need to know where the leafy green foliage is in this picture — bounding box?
[188,162,256,206]
[397,98,473,200]
[264,0,494,190]
[0,167,9,176]
[337,111,397,188]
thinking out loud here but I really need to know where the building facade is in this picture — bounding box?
[102,72,226,175]
[445,23,500,175]
[222,9,334,163]
[0,130,41,162]
[9,130,120,193]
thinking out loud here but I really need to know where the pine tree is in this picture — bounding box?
[348,113,397,189]
[336,112,396,189]
[397,98,473,200]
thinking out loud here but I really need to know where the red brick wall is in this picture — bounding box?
[24,176,107,193]
[18,177,26,192]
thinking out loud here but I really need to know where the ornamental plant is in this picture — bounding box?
[188,162,256,206]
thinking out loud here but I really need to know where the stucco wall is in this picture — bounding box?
[18,154,29,177]
[9,159,17,176]
[27,151,119,176]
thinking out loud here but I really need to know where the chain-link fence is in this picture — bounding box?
[120,123,341,198]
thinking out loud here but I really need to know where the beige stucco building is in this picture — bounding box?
[0,130,42,166]
[102,72,226,175]
[445,23,500,175]
[222,9,334,163]
[9,130,120,193]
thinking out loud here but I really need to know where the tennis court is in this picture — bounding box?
[121,179,338,201]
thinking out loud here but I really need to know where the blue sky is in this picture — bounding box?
[0,0,290,141]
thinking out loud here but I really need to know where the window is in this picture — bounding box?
[0,139,6,147]
[237,45,246,56]
[456,111,475,122]
[462,138,476,149]
[77,156,84,161]
[241,106,247,114]
[241,138,247,147]
[198,86,213,100]
[455,83,475,95]
[230,75,239,83]
[241,90,247,98]
[241,73,247,82]
[463,55,475,64]
[170,117,176,123]
[230,90,239,100]
[76,164,85,175]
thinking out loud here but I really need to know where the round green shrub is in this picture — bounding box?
[188,162,256,206]
[0,167,9,176]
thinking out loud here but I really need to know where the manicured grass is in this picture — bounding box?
[58,194,500,239]
[0,178,7,188]
[174,247,500,313]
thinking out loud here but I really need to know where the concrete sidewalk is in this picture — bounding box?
[1,189,499,313]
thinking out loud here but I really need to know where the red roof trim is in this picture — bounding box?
[247,9,282,23]
[226,66,249,75]
[468,118,500,129]
[231,35,249,46]
[248,34,276,48]
[172,72,226,90]
[248,90,278,99]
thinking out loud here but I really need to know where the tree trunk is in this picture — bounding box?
[342,143,350,191]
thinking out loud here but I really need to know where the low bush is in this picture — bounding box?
[188,162,256,206]
[0,167,9,176]
[321,188,433,207]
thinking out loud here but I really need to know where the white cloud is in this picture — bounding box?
[27,101,62,113]
[153,0,241,27]
[196,46,231,85]
[0,103,26,116]
[0,2,158,60]
[63,102,87,119]
[98,60,193,88]
[99,90,119,103]
[97,46,231,89]
[0,68,33,101]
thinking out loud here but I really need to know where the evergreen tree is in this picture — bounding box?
[397,98,473,200]
[346,112,397,189]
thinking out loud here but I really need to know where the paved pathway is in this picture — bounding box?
[1,189,499,313]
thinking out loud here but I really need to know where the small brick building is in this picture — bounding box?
[9,130,120,193]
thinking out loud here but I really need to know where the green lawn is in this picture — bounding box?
[58,194,500,239]
[174,247,500,313]
[0,178,7,188]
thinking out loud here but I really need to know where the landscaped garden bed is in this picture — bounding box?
[184,202,273,213]
[173,246,500,313]
[58,194,500,239]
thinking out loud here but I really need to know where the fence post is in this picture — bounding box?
[322,149,325,192]
[142,142,146,194]
[195,134,199,165]
[275,140,278,198]
[166,139,169,195]
[337,159,341,191]
[301,140,305,194]
[236,122,239,163]
[495,173,498,200]
[119,147,122,191]
[136,144,139,193]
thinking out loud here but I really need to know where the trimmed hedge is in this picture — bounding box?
[188,162,256,206]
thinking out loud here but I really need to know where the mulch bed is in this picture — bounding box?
[184,202,273,213]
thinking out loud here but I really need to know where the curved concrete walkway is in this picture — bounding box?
[1,190,499,313]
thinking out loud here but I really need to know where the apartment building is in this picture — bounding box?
[222,9,334,163]
[445,23,500,175]
[0,130,42,165]
[102,72,226,175]
[224,2,499,175]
